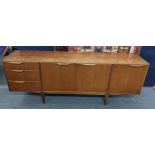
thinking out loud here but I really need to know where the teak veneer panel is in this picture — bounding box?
[109,64,149,94]
[76,64,111,92]
[41,63,76,91]
[3,50,149,65]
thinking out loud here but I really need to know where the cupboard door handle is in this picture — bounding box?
[57,63,71,66]
[129,65,145,67]
[11,70,24,72]
[12,81,25,83]
[9,62,23,65]
[82,64,96,66]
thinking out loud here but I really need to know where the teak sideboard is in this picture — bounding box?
[2,51,149,104]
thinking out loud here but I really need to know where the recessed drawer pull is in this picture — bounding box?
[129,65,146,67]
[82,64,96,66]
[11,70,24,72]
[12,81,25,84]
[9,62,23,65]
[57,63,71,66]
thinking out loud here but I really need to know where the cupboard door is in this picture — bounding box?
[76,64,112,92]
[41,63,76,91]
[109,64,149,94]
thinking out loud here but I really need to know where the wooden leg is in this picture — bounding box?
[104,94,109,105]
[41,93,45,103]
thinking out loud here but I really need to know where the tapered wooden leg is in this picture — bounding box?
[104,94,109,105]
[41,93,45,103]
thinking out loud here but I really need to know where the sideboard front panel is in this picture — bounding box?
[76,64,112,92]
[41,63,76,92]
[109,64,149,94]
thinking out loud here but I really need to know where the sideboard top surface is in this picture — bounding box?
[3,50,149,65]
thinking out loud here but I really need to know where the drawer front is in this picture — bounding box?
[3,62,39,70]
[109,64,149,94]
[6,70,40,81]
[8,81,41,92]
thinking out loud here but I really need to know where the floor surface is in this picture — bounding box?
[0,66,155,109]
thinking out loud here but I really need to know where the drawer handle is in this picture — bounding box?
[129,65,145,67]
[11,70,24,72]
[12,81,25,83]
[82,64,96,66]
[9,62,23,65]
[57,63,71,66]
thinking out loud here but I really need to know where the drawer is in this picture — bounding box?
[8,81,41,92]
[3,62,39,70]
[6,70,40,81]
